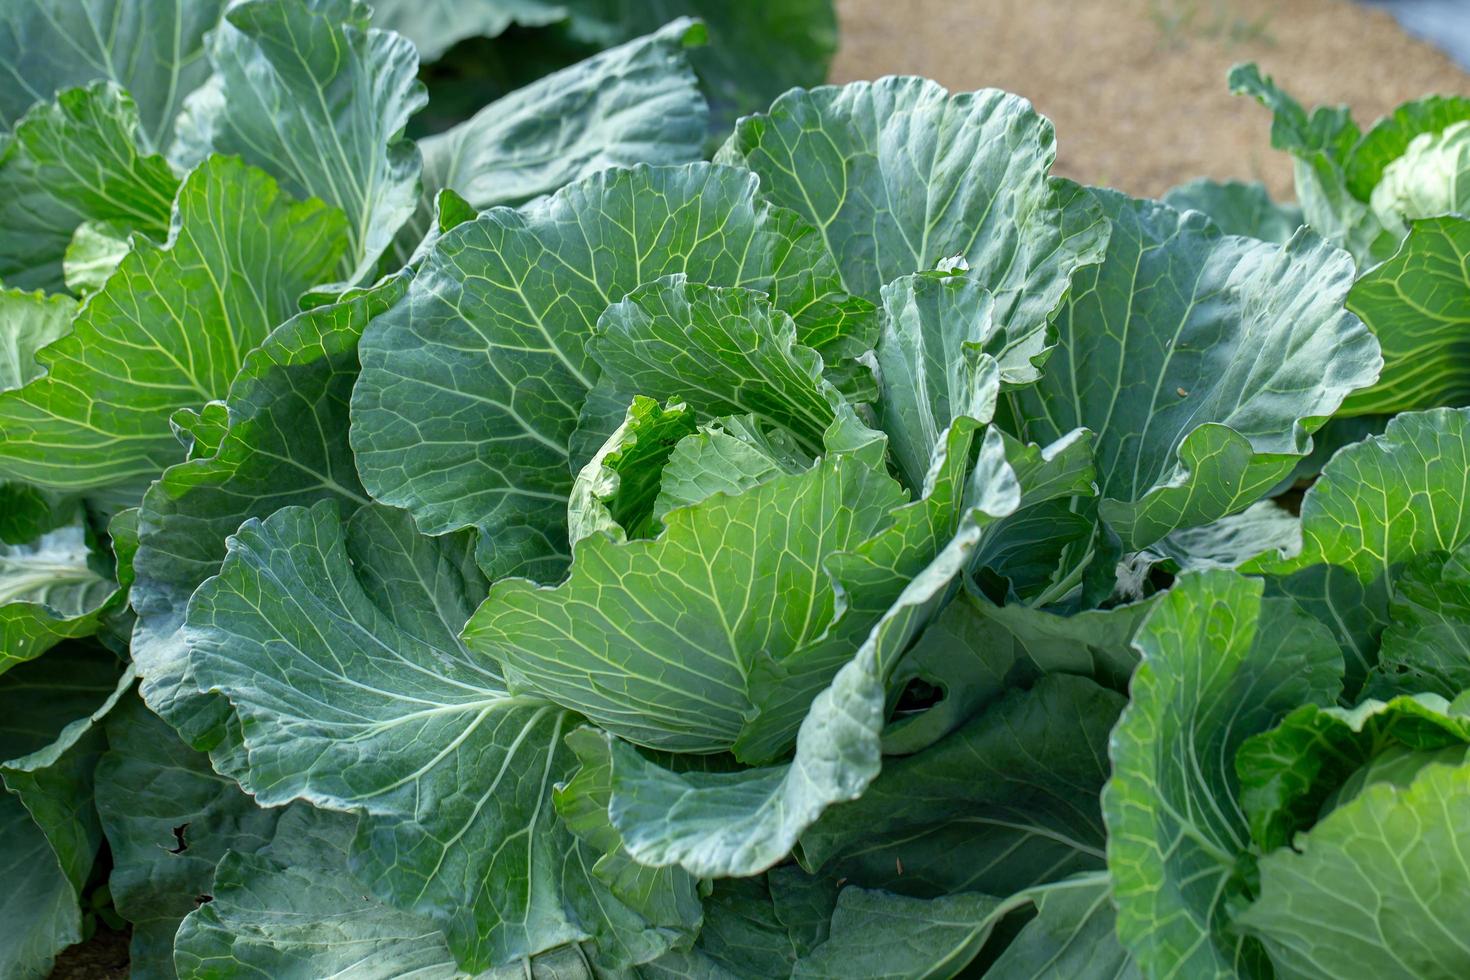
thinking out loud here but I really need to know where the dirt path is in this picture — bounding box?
[831,0,1470,199]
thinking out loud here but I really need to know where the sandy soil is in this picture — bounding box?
[831,0,1470,199]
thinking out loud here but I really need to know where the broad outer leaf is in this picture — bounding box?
[0,521,117,673]
[1345,216,1470,415]
[1161,178,1303,244]
[0,82,177,292]
[468,448,908,763]
[800,674,1120,899]
[351,162,866,577]
[1261,407,1470,583]
[1103,570,1343,980]
[791,887,1013,979]
[175,0,426,279]
[1237,694,1470,852]
[129,272,403,755]
[401,18,707,262]
[96,694,286,980]
[0,644,126,980]
[1010,190,1381,549]
[718,76,1109,354]
[186,500,672,970]
[588,429,1023,878]
[130,273,401,756]
[1237,758,1470,980]
[174,807,462,979]
[0,0,227,148]
[0,155,347,492]
[574,276,851,472]
[1372,542,1470,699]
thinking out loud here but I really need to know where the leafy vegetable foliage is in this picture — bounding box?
[11,11,1470,979]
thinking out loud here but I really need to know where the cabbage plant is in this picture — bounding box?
[5,4,1470,977]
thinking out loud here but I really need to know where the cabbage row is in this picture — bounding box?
[2,3,1470,977]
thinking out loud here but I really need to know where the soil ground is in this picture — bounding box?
[830,0,1470,199]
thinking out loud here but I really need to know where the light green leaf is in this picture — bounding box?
[1238,694,1470,853]
[0,289,75,392]
[400,18,707,263]
[568,396,696,547]
[0,0,227,148]
[791,887,1012,979]
[553,728,703,936]
[718,76,1107,349]
[1372,541,1470,699]
[985,873,1140,980]
[1345,215,1470,415]
[1346,95,1470,200]
[1161,178,1303,243]
[1260,407,1470,582]
[801,674,1121,898]
[1009,189,1380,549]
[0,520,117,673]
[63,219,133,295]
[96,694,288,980]
[185,500,675,970]
[1369,120,1470,240]
[174,807,463,980]
[0,154,347,492]
[574,276,855,472]
[590,431,1022,878]
[651,415,812,523]
[1148,499,1301,573]
[1103,569,1343,979]
[129,271,401,756]
[0,82,177,292]
[873,273,1005,491]
[1237,758,1470,980]
[351,161,866,577]
[174,0,426,279]
[467,448,908,764]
